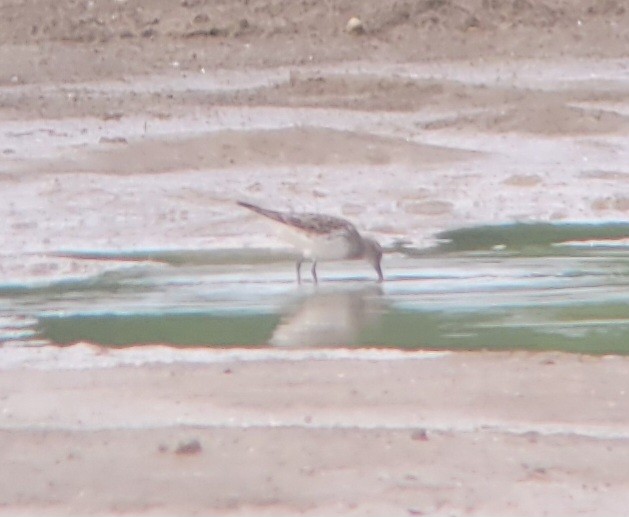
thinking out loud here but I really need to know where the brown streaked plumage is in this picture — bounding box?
[237,200,383,284]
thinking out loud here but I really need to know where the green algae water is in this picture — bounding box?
[1,223,628,354]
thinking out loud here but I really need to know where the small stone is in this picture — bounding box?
[175,439,202,455]
[346,17,365,35]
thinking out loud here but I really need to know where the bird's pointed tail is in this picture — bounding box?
[237,200,285,223]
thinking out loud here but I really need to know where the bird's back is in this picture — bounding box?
[237,201,358,237]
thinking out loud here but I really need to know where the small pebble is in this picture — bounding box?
[175,439,202,455]
[346,17,365,35]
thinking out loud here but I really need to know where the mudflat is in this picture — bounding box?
[1,1,629,515]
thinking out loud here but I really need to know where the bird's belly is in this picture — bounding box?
[277,226,353,260]
[306,235,354,260]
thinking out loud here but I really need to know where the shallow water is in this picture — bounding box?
[1,223,627,354]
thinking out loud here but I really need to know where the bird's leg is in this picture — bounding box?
[375,262,384,283]
[296,258,304,284]
[311,260,318,285]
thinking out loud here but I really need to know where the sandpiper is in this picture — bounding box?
[237,200,383,284]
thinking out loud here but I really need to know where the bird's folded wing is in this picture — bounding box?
[281,213,357,236]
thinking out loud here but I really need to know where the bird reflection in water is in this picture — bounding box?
[269,285,385,347]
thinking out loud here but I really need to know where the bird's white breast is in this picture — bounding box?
[276,225,354,260]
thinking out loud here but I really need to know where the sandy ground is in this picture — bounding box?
[1,0,629,515]
[4,347,629,517]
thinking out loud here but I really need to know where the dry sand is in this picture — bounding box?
[1,0,629,515]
